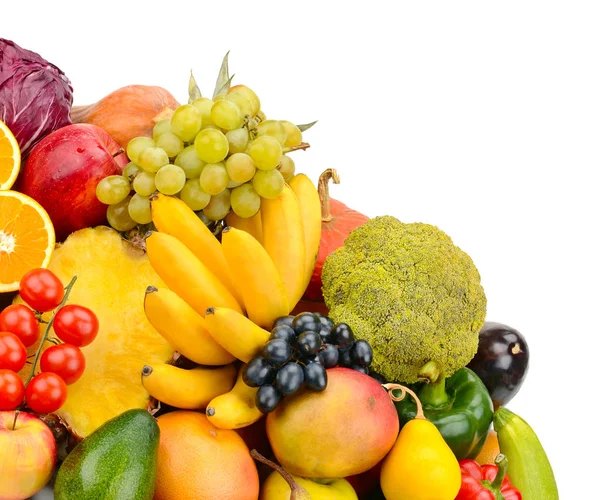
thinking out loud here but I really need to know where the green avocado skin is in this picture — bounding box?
[54,409,160,500]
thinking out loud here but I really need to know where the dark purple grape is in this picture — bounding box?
[350,340,373,367]
[292,312,320,335]
[467,321,530,408]
[275,362,305,395]
[272,315,295,329]
[270,325,296,343]
[304,352,324,365]
[242,357,277,387]
[256,385,282,413]
[296,331,322,356]
[338,349,353,367]
[304,362,327,392]
[263,338,293,365]
[319,344,339,368]
[315,313,334,332]
[331,323,355,350]
[352,365,369,375]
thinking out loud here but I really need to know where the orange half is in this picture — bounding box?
[0,120,21,190]
[0,191,55,292]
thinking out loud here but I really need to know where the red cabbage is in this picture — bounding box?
[0,38,73,158]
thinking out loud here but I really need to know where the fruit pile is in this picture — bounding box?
[0,38,560,500]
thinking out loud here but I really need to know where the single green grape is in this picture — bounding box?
[227,85,261,116]
[200,163,229,195]
[156,132,184,158]
[155,164,186,195]
[153,119,172,140]
[225,153,256,183]
[96,175,131,205]
[224,92,254,117]
[278,155,296,181]
[128,193,153,225]
[107,196,137,232]
[132,171,157,197]
[202,188,231,220]
[127,137,155,164]
[137,147,170,173]
[252,169,285,199]
[257,120,287,146]
[174,145,206,179]
[122,162,141,180]
[170,104,202,142]
[231,183,261,218]
[280,120,303,147]
[227,179,244,188]
[210,100,243,131]
[226,128,249,155]
[192,98,214,129]
[180,179,211,211]
[249,135,282,170]
[194,129,229,163]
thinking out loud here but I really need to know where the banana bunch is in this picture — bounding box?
[141,176,321,425]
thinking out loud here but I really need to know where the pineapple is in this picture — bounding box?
[17,227,173,439]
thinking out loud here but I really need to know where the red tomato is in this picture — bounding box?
[0,332,27,372]
[0,304,40,347]
[0,369,25,411]
[24,372,68,414]
[53,305,99,347]
[40,344,86,385]
[19,269,65,312]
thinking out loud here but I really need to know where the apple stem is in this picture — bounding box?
[250,449,311,499]
[25,275,78,386]
[12,410,20,430]
[383,383,426,420]
[112,148,125,158]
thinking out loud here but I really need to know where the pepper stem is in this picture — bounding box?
[383,383,425,420]
[318,168,340,222]
[491,453,508,489]
[417,361,449,407]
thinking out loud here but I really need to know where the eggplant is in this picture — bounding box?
[467,321,529,408]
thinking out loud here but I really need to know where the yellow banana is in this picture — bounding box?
[150,193,245,309]
[206,368,263,430]
[260,185,306,310]
[221,227,289,329]
[146,231,243,317]
[288,174,322,291]
[225,210,263,244]
[141,363,237,410]
[144,286,235,366]
[204,307,270,362]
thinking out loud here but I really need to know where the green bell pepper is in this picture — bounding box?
[394,362,494,460]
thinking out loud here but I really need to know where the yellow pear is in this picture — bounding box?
[380,384,461,500]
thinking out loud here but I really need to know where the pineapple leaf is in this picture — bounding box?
[297,120,318,132]
[188,70,202,103]
[213,51,232,99]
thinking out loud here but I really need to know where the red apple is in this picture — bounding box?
[16,123,128,241]
[0,410,56,499]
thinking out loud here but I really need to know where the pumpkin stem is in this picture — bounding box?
[318,168,341,222]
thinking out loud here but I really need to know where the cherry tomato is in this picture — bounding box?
[19,268,65,312]
[24,372,68,414]
[0,369,25,411]
[0,332,27,372]
[40,344,86,385]
[53,305,99,347]
[0,304,40,347]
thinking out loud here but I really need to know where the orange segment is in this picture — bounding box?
[0,120,21,191]
[0,191,55,292]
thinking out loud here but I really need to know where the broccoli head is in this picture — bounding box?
[321,215,486,384]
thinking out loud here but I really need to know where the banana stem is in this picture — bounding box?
[383,383,426,420]
[318,168,340,222]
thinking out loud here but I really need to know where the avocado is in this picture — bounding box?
[54,409,159,500]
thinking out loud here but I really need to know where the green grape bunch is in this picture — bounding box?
[95,53,316,234]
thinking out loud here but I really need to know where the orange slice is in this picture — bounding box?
[0,191,55,292]
[0,120,21,190]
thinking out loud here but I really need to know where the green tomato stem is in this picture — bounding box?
[25,275,78,386]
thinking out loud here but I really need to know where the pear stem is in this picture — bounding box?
[383,383,426,420]
[250,449,311,499]
[318,168,341,222]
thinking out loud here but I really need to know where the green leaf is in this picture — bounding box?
[297,120,318,132]
[188,70,202,103]
[212,51,232,99]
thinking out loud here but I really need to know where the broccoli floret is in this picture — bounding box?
[321,215,486,384]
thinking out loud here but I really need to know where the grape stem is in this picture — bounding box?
[318,168,341,222]
[25,275,78,386]
[283,142,311,153]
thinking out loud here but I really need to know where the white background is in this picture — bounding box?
[3,1,599,497]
